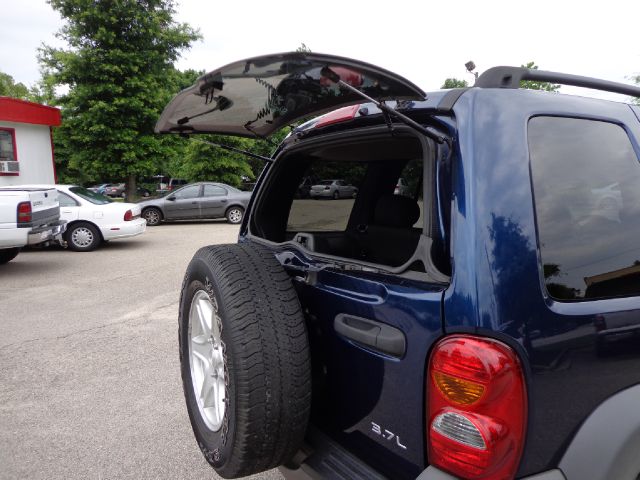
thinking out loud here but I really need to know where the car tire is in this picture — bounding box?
[225,206,244,224]
[143,207,162,226]
[0,247,20,264]
[143,191,150,198]
[65,222,101,252]
[179,243,311,478]
[333,190,339,200]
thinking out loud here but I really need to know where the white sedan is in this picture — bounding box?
[23,184,147,251]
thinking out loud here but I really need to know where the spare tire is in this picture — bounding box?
[178,242,311,478]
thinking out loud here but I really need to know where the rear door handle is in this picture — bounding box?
[334,314,406,357]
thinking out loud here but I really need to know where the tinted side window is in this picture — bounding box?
[203,185,226,197]
[529,116,640,300]
[173,185,200,199]
[58,192,78,207]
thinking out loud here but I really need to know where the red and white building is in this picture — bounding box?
[0,97,61,186]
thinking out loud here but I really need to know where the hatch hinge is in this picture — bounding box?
[189,138,273,163]
[320,66,449,146]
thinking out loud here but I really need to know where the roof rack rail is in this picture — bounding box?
[475,66,640,98]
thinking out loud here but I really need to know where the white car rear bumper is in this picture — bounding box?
[100,218,147,240]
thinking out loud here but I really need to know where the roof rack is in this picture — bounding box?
[475,66,640,98]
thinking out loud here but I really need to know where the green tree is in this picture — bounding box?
[173,128,290,187]
[441,78,469,89]
[0,72,33,100]
[179,136,255,187]
[520,62,560,92]
[39,0,200,196]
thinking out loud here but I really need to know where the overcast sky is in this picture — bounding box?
[2,0,639,102]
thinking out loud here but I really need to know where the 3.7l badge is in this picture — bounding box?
[371,422,407,450]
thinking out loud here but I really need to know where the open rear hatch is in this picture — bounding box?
[155,52,426,138]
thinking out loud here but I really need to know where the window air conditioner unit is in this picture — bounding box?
[0,160,19,173]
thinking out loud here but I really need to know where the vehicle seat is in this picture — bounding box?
[358,194,421,266]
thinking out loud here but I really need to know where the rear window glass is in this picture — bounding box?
[287,161,366,232]
[69,186,112,205]
[529,116,640,300]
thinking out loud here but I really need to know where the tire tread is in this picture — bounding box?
[180,242,311,477]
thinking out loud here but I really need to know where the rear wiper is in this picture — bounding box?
[320,66,449,146]
[189,138,273,163]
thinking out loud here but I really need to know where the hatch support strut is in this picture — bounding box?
[190,138,274,163]
[320,67,449,145]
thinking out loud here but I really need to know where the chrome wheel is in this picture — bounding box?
[143,209,161,226]
[188,290,226,432]
[227,208,243,224]
[71,227,94,248]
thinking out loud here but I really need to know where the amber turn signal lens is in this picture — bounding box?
[433,371,485,406]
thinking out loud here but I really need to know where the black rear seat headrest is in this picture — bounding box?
[373,194,420,228]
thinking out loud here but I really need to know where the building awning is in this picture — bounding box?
[0,97,61,126]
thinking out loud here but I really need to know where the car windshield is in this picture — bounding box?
[69,186,112,205]
[319,180,334,185]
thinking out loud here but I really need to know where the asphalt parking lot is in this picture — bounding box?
[0,222,283,480]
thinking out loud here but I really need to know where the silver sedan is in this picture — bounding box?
[137,182,251,225]
[309,179,358,199]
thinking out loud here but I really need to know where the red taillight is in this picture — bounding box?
[427,335,527,480]
[123,209,133,221]
[17,202,32,224]
[314,105,360,129]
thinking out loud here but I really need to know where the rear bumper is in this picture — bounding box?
[418,466,565,480]
[279,429,564,480]
[309,190,333,198]
[100,218,146,240]
[282,457,565,480]
[279,428,387,480]
[283,384,640,480]
[27,220,66,245]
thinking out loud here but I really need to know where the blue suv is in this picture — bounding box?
[157,53,640,480]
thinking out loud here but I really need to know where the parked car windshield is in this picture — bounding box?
[69,186,113,205]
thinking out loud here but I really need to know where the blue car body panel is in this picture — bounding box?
[445,88,640,475]
[240,87,640,478]
[263,246,445,479]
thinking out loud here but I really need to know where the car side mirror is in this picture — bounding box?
[167,196,176,201]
